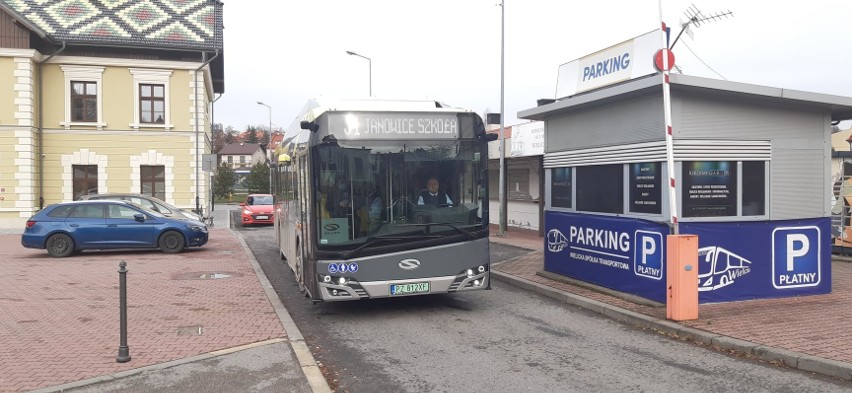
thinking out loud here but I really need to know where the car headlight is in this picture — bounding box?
[243,209,252,215]
[188,225,207,233]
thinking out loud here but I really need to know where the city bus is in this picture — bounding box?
[272,99,497,301]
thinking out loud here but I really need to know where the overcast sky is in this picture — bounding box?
[214,0,852,131]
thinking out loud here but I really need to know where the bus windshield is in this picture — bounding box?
[313,139,486,249]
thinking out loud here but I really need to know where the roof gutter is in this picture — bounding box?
[36,41,67,210]
[195,50,219,214]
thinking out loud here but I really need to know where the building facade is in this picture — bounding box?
[0,0,224,228]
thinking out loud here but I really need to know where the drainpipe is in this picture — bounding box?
[194,50,219,214]
[210,93,223,212]
[36,42,66,210]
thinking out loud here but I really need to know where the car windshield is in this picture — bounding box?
[247,195,273,205]
[313,139,487,249]
[124,201,165,218]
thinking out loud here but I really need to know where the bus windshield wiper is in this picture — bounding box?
[341,234,438,260]
[399,222,474,238]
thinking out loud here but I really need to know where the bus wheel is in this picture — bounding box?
[296,251,306,295]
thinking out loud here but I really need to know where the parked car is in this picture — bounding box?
[79,193,202,222]
[240,194,274,226]
[22,200,209,257]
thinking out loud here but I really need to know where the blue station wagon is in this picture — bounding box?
[22,200,209,257]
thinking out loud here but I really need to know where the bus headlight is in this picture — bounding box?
[466,269,474,278]
[478,265,486,273]
[322,275,332,283]
[338,277,347,285]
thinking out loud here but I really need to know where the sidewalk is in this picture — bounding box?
[489,224,852,381]
[0,217,328,392]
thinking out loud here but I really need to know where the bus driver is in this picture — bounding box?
[417,177,452,206]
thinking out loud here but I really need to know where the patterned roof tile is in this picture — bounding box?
[46,0,100,28]
[117,0,168,32]
[71,16,131,38]
[0,0,223,50]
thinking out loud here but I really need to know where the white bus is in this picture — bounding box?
[272,99,497,302]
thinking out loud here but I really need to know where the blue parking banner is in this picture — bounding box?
[545,212,669,302]
[681,218,830,302]
[546,212,831,304]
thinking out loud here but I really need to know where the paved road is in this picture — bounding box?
[239,225,851,392]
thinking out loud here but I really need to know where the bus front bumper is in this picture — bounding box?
[317,271,489,301]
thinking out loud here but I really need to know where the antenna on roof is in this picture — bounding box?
[669,4,733,50]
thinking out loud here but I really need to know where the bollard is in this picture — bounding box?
[116,261,131,363]
[666,235,699,321]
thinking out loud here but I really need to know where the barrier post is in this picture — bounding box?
[116,261,131,363]
[666,235,698,321]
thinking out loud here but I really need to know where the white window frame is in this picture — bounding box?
[129,68,173,130]
[60,65,106,130]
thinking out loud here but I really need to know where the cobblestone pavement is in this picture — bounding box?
[0,228,285,392]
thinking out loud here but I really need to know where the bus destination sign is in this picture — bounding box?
[329,113,459,140]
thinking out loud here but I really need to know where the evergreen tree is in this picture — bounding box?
[245,161,270,194]
[245,125,259,144]
[213,162,236,199]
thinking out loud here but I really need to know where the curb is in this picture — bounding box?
[491,270,852,382]
[28,339,288,393]
[234,231,333,393]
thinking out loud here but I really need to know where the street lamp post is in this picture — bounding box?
[257,101,272,193]
[346,50,372,97]
[498,1,507,236]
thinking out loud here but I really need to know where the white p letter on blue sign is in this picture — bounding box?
[772,226,820,289]
[634,231,663,280]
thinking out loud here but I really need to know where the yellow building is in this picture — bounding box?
[0,0,224,229]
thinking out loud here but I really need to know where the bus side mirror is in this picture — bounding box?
[300,121,319,132]
[479,133,498,142]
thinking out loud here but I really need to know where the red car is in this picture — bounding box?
[240,194,274,226]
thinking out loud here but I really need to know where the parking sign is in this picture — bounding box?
[634,230,664,280]
[772,226,820,289]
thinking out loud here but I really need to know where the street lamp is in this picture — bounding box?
[346,50,372,97]
[257,101,272,193]
[498,1,507,236]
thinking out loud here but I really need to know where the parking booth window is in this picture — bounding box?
[576,164,623,214]
[628,162,662,215]
[551,167,572,209]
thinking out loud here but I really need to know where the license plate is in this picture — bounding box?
[390,282,430,296]
[255,215,268,220]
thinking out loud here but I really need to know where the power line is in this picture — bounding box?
[681,40,728,80]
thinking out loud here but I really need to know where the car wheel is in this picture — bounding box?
[158,230,186,254]
[46,233,75,258]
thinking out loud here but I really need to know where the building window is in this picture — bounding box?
[240,156,246,164]
[141,165,166,200]
[129,68,172,129]
[71,81,97,122]
[73,165,98,200]
[227,156,233,164]
[741,161,766,216]
[628,162,662,214]
[551,167,572,208]
[682,161,738,217]
[61,66,105,129]
[576,165,623,214]
[140,84,165,124]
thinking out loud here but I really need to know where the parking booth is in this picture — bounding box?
[518,31,852,303]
